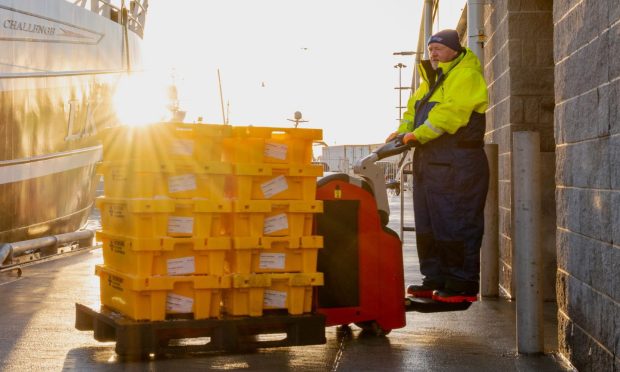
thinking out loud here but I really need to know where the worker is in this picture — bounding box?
[386,29,489,303]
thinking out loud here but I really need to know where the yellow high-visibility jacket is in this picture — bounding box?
[397,48,488,144]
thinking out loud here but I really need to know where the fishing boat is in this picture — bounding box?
[0,0,148,264]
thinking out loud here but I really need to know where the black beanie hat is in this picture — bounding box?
[428,29,463,52]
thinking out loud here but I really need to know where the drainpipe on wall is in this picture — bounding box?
[467,0,485,62]
[481,144,499,297]
[467,0,499,298]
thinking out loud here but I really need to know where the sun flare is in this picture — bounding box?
[113,71,170,126]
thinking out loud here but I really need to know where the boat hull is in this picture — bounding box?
[0,0,143,244]
[0,146,101,243]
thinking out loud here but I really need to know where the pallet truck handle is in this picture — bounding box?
[374,135,416,160]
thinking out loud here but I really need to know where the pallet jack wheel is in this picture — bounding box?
[354,321,391,336]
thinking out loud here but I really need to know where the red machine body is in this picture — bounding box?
[314,174,406,332]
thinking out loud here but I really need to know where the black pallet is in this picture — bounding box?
[75,303,326,359]
[404,296,472,313]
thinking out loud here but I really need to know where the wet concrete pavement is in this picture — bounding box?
[0,192,574,371]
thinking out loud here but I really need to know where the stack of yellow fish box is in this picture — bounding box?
[222,126,325,317]
[94,123,234,321]
[94,123,324,321]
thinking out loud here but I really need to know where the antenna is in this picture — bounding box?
[217,69,227,124]
[287,111,308,128]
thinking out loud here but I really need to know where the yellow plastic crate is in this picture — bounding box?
[222,272,323,317]
[231,200,322,237]
[223,126,322,165]
[99,161,232,199]
[100,123,232,167]
[96,197,232,238]
[96,232,232,277]
[96,265,230,321]
[230,164,322,200]
[227,236,323,274]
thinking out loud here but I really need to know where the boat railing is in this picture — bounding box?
[72,0,148,38]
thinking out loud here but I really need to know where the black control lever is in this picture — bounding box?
[374,133,417,161]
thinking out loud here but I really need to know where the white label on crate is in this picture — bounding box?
[263,213,289,234]
[168,216,194,234]
[166,293,194,313]
[265,142,288,160]
[171,139,194,156]
[261,175,288,198]
[264,290,287,308]
[168,174,197,193]
[167,256,195,275]
[110,204,126,218]
[259,253,286,269]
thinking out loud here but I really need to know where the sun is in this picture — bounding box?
[113,71,170,127]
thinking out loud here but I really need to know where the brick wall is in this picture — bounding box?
[554,0,620,370]
[484,0,556,300]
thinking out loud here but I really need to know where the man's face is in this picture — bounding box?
[428,43,459,70]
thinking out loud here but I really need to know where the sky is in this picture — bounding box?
[137,0,464,146]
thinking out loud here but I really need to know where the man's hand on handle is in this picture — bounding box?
[386,132,418,146]
[375,131,418,159]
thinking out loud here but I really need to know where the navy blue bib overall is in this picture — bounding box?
[412,64,489,294]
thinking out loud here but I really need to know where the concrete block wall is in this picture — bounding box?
[484,0,556,300]
[554,0,620,370]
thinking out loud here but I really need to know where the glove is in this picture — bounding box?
[394,132,418,146]
[403,132,417,146]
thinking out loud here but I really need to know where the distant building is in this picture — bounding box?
[320,144,376,173]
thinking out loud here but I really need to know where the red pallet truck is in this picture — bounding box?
[314,137,471,335]
[75,138,470,358]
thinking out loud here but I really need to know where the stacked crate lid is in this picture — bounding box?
[222,126,325,317]
[95,123,233,321]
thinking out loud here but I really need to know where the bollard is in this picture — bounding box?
[481,144,499,297]
[512,131,544,354]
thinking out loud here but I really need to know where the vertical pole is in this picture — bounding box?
[512,131,544,354]
[394,63,406,122]
[481,144,499,297]
[467,0,485,62]
[423,0,433,60]
[398,66,403,120]
[413,21,423,90]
